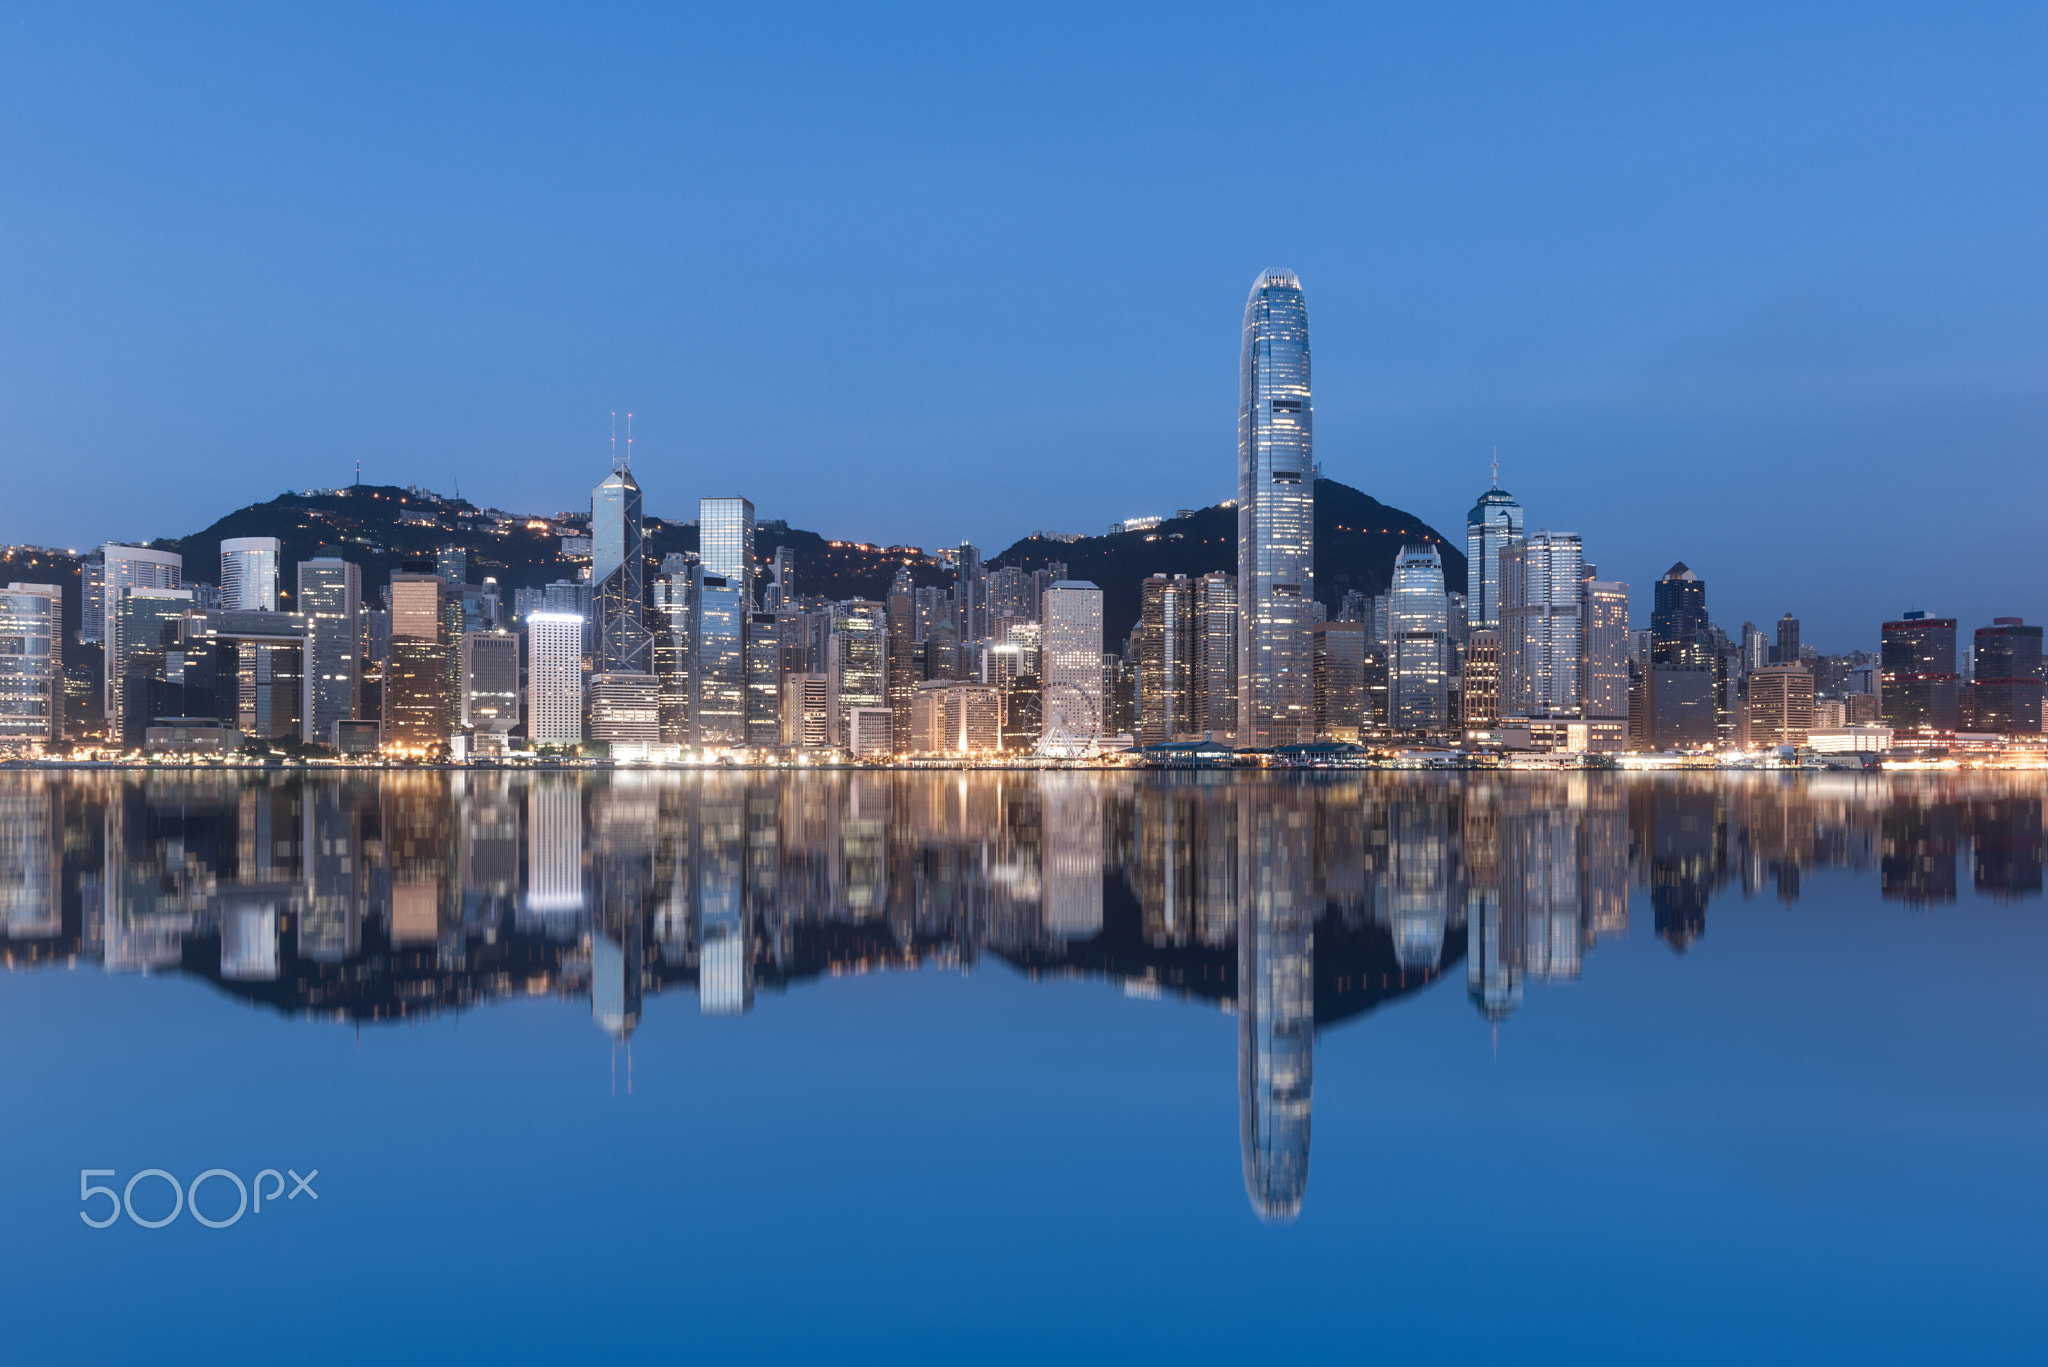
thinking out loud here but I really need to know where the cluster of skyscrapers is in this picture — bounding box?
[0,267,2040,760]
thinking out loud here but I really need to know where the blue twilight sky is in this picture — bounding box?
[1,3,2044,648]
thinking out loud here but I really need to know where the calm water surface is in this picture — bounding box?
[1,770,2043,1363]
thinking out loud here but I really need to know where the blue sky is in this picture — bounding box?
[2,3,2043,647]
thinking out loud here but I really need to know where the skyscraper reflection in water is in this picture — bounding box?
[1237,783,1315,1222]
[3,769,2042,1220]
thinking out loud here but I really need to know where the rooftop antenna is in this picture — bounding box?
[610,411,618,470]
[626,412,633,469]
[1491,446,1499,490]
[354,458,361,487]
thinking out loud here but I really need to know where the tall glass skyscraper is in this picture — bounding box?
[1500,531,1584,717]
[296,557,360,743]
[699,497,756,593]
[1236,269,1315,746]
[592,462,649,672]
[1465,483,1523,631]
[1389,544,1449,731]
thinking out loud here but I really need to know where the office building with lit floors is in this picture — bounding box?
[219,537,281,612]
[1880,612,1960,735]
[1040,581,1104,749]
[1972,618,2043,734]
[1138,573,1195,743]
[1464,481,1523,631]
[0,583,62,747]
[383,572,449,753]
[586,673,661,747]
[1388,544,1449,732]
[460,632,520,734]
[1236,269,1315,746]
[1310,621,1367,740]
[526,613,585,748]
[1237,783,1314,1223]
[1500,532,1583,719]
[1461,630,1500,730]
[296,558,360,744]
[1747,663,1816,749]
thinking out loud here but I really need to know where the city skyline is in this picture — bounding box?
[3,10,2043,646]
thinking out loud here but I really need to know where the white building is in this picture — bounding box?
[219,536,281,612]
[1040,580,1104,743]
[527,612,585,747]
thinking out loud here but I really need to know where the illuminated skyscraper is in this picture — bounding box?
[592,461,649,672]
[527,613,585,748]
[1465,481,1523,632]
[383,572,447,752]
[1500,531,1584,717]
[1137,573,1194,744]
[1389,544,1448,731]
[699,497,755,590]
[1579,575,1631,723]
[1192,571,1237,737]
[99,544,182,724]
[1040,580,1103,749]
[1236,269,1314,746]
[0,584,62,747]
[219,537,280,612]
[296,558,361,743]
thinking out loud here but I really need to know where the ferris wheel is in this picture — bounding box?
[1035,681,1099,760]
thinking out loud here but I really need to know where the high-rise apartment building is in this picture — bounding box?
[1880,613,1959,734]
[219,537,280,612]
[0,583,62,747]
[592,462,649,672]
[526,613,585,747]
[1500,532,1584,718]
[1389,544,1448,732]
[1972,618,2043,734]
[1236,269,1314,746]
[1579,576,1631,722]
[1042,581,1104,744]
[1464,482,1523,631]
[296,558,361,744]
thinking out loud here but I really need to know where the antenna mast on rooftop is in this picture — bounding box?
[1492,445,1499,489]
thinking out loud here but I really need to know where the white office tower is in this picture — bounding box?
[1039,580,1104,755]
[527,613,585,747]
[1236,269,1315,746]
[98,544,182,716]
[220,537,281,611]
[1501,531,1585,717]
[1580,576,1632,722]
[525,779,585,918]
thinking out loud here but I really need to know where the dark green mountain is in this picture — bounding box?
[988,478,1466,646]
[145,477,1462,636]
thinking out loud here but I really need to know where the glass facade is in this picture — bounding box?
[1881,615,1960,734]
[690,569,748,748]
[828,600,886,746]
[1389,545,1448,731]
[592,464,649,672]
[699,497,756,592]
[0,583,61,747]
[1236,270,1314,746]
[1464,488,1523,631]
[1500,532,1585,717]
[1579,578,1631,722]
[297,558,360,743]
[219,537,280,612]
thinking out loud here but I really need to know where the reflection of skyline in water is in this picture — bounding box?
[2,770,2042,1220]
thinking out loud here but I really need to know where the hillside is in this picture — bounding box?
[988,478,1466,645]
[142,476,1463,637]
[155,485,957,604]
